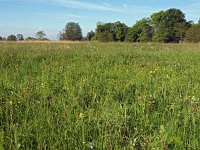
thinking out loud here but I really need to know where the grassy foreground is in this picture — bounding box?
[0,42,200,149]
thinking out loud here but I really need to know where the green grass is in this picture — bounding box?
[0,42,200,149]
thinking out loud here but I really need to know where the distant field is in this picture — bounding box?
[0,40,84,44]
[0,42,200,149]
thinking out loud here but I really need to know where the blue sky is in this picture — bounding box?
[0,0,200,40]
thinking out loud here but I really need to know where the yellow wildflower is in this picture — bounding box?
[9,101,13,105]
[159,125,165,134]
[79,112,84,119]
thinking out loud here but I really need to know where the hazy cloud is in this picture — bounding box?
[44,0,155,13]
[49,0,117,11]
[54,14,89,20]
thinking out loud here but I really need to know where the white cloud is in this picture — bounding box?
[54,14,88,19]
[1,0,159,14]
[49,0,117,11]
[40,0,154,13]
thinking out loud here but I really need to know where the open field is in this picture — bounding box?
[0,42,200,149]
[0,41,84,44]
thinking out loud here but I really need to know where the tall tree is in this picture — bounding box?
[62,22,82,41]
[0,36,2,41]
[151,8,189,43]
[151,11,165,26]
[17,34,24,41]
[126,18,153,42]
[35,31,46,40]
[114,21,128,42]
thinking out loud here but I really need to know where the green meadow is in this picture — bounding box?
[0,42,200,149]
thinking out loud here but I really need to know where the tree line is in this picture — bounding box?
[1,8,200,43]
[0,31,49,41]
[59,8,200,43]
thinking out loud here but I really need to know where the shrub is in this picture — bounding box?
[185,24,200,43]
[98,32,114,42]
[7,35,17,41]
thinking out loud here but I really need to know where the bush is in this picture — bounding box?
[98,32,114,42]
[185,24,200,43]
[87,30,95,41]
[25,37,37,41]
[7,35,17,41]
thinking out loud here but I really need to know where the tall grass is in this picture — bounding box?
[0,42,200,149]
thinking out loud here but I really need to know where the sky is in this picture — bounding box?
[0,0,200,40]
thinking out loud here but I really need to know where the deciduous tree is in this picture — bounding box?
[62,22,83,41]
[35,31,46,40]
[7,35,17,41]
[17,34,24,41]
[95,22,114,42]
[87,30,95,41]
[151,8,189,43]
[114,21,128,42]
[95,21,128,42]
[126,18,153,42]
